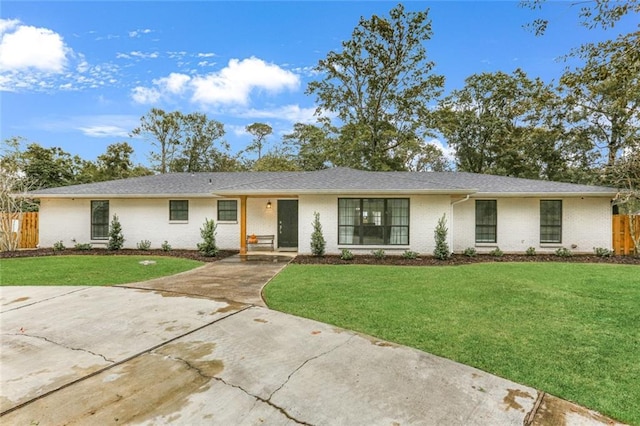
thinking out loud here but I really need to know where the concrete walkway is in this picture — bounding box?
[0,255,624,425]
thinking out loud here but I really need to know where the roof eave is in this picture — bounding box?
[30,193,220,199]
[472,191,617,198]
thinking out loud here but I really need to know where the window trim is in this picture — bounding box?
[337,198,410,246]
[90,200,109,240]
[169,200,189,222]
[217,199,238,222]
[475,200,497,244]
[540,200,562,244]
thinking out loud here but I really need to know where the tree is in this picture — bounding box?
[521,0,640,35]
[131,108,182,174]
[245,123,272,160]
[433,214,450,260]
[107,214,125,250]
[197,218,218,257]
[95,142,152,181]
[282,123,332,171]
[310,211,326,256]
[403,142,450,172]
[307,4,444,170]
[434,69,592,180]
[170,113,229,173]
[0,166,37,251]
[608,149,640,254]
[252,148,301,172]
[559,31,640,171]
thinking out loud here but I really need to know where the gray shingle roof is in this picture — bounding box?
[27,167,618,198]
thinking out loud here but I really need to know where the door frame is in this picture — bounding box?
[277,199,299,249]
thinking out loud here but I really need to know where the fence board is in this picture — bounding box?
[0,212,39,249]
[612,214,640,256]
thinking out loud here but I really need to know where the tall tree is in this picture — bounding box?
[307,4,444,170]
[171,113,229,172]
[282,123,332,171]
[94,142,152,181]
[434,69,591,180]
[131,108,182,174]
[559,31,640,170]
[521,0,640,35]
[245,123,272,160]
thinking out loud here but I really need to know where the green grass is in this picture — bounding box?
[264,263,640,425]
[0,256,203,285]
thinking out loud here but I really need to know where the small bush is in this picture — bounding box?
[107,214,125,250]
[489,247,504,257]
[137,240,152,250]
[310,211,326,256]
[402,250,419,259]
[593,247,613,258]
[53,240,66,252]
[525,246,536,256]
[433,214,450,260]
[161,241,172,252]
[555,247,573,257]
[197,218,218,257]
[463,247,477,257]
[74,243,92,250]
[340,249,354,261]
[371,249,385,259]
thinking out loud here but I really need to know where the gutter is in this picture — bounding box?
[449,195,471,255]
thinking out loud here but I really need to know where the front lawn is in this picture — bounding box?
[264,263,640,425]
[0,255,203,285]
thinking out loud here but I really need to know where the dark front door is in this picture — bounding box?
[278,200,298,248]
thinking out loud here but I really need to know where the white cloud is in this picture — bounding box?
[426,138,455,161]
[190,57,299,105]
[131,86,161,104]
[130,51,158,59]
[78,125,129,137]
[156,72,190,94]
[240,104,317,123]
[0,21,70,72]
[197,52,215,58]
[0,19,20,34]
[128,28,152,38]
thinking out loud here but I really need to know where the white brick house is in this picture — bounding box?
[29,168,616,255]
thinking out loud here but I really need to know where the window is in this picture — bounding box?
[540,200,562,243]
[169,200,189,221]
[218,200,237,221]
[475,200,497,243]
[338,198,409,245]
[91,200,109,240]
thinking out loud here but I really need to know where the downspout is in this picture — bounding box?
[449,195,471,255]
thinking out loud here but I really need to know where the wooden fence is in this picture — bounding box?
[0,212,39,249]
[612,214,640,256]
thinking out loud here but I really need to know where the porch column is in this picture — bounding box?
[240,195,247,254]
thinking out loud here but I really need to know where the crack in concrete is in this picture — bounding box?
[268,334,356,401]
[6,332,115,363]
[1,287,89,313]
[161,353,312,425]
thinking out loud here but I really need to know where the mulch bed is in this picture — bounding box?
[2,249,638,265]
[0,248,239,262]
[293,253,640,266]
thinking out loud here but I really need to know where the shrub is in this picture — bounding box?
[402,250,419,259]
[555,247,573,257]
[107,214,125,250]
[161,241,172,252]
[489,247,504,257]
[463,247,477,257]
[74,243,92,250]
[53,240,66,252]
[593,247,613,258]
[371,249,385,259]
[433,214,450,260]
[340,249,354,261]
[310,211,326,256]
[197,218,218,257]
[525,246,536,256]
[137,240,152,250]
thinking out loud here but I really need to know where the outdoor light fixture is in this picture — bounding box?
[266,200,272,209]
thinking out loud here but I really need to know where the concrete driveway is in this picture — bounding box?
[0,255,623,425]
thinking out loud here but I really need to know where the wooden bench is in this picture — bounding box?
[246,234,275,251]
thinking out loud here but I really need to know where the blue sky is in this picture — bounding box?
[1,1,636,167]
